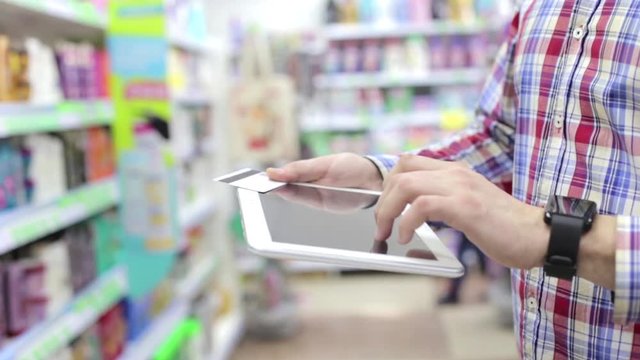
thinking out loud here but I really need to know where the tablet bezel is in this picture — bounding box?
[237,186,464,278]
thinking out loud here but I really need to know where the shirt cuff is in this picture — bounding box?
[614,216,640,324]
[364,154,398,181]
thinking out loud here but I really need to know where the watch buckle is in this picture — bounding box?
[544,255,576,280]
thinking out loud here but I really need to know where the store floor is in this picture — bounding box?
[233,272,518,360]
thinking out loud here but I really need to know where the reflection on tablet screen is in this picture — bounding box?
[260,184,437,261]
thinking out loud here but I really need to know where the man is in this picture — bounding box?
[268,0,640,358]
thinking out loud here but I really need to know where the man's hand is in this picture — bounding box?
[375,154,549,270]
[266,153,383,191]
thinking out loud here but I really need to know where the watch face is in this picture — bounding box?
[546,195,597,220]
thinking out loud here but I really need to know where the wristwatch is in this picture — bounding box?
[543,195,598,280]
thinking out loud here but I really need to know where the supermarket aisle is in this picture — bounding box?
[233,274,518,360]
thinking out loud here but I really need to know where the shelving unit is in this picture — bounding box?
[173,93,212,108]
[0,1,239,359]
[169,32,212,55]
[0,0,107,29]
[119,259,217,360]
[0,100,114,138]
[0,266,128,360]
[300,111,450,132]
[314,68,487,89]
[210,311,245,360]
[324,20,503,40]
[0,178,119,255]
[179,196,217,231]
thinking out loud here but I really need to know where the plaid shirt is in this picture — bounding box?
[370,0,640,358]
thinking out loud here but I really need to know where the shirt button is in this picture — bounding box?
[554,115,563,128]
[573,26,585,39]
[527,296,537,310]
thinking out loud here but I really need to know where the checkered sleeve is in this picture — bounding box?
[614,216,640,324]
[368,11,521,192]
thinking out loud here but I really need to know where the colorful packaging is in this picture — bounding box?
[0,35,9,101]
[85,127,116,182]
[32,239,73,317]
[5,259,47,336]
[98,303,127,360]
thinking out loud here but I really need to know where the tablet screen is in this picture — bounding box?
[259,184,437,261]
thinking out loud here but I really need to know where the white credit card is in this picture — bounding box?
[214,168,286,193]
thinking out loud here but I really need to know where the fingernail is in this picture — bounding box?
[267,168,284,176]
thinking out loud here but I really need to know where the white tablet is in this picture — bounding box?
[236,183,464,278]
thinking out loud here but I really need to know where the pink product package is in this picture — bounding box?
[410,0,432,23]
[428,36,448,69]
[95,50,110,98]
[362,40,382,72]
[79,44,98,99]
[466,35,488,68]
[55,43,81,100]
[448,36,467,68]
[5,260,47,336]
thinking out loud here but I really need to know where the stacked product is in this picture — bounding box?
[324,34,491,75]
[49,303,128,360]
[0,223,99,338]
[303,0,513,156]
[316,86,477,120]
[0,210,126,356]
[0,36,109,104]
[325,0,512,25]
[0,127,115,213]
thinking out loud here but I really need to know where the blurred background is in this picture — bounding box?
[0,0,519,359]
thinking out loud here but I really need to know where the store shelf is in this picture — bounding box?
[120,302,190,360]
[210,311,245,360]
[0,177,119,255]
[169,32,212,54]
[301,114,369,132]
[180,196,217,230]
[0,0,107,30]
[314,68,487,89]
[173,92,212,107]
[324,20,504,40]
[0,100,114,138]
[0,266,128,360]
[120,258,217,360]
[176,258,217,300]
[300,111,445,132]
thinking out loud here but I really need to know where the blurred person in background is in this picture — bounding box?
[269,0,640,358]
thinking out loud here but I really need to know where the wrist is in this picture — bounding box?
[521,205,550,269]
[361,156,384,190]
[577,215,616,289]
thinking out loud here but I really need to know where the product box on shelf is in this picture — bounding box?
[98,302,127,360]
[0,34,109,104]
[4,258,47,337]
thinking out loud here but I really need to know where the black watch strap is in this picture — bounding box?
[544,215,585,280]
